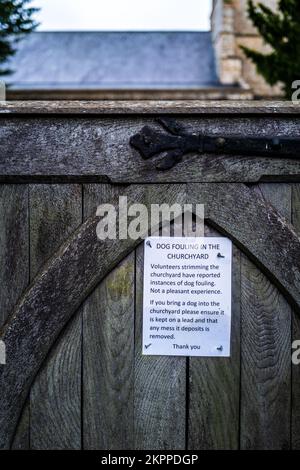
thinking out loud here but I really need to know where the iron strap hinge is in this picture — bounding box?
[130,117,300,170]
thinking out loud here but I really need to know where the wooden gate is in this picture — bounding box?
[0,101,300,450]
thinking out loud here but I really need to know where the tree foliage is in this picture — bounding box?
[241,0,300,98]
[0,0,39,75]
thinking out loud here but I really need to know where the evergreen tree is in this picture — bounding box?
[241,0,300,98]
[0,0,39,76]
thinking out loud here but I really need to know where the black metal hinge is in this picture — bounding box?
[130,118,300,170]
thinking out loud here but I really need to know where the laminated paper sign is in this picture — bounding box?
[142,237,232,357]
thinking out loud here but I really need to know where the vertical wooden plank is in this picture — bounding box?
[0,185,29,449]
[240,183,291,450]
[11,407,30,450]
[292,183,300,449]
[83,184,135,450]
[0,185,29,327]
[188,226,241,450]
[134,243,186,450]
[134,185,187,450]
[30,184,82,449]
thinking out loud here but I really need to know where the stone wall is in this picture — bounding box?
[211,0,283,97]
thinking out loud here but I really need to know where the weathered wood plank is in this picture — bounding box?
[292,183,300,449]
[11,405,30,450]
[0,117,300,183]
[0,100,299,115]
[188,226,240,450]
[240,184,291,450]
[83,184,135,450]
[29,184,82,274]
[83,254,135,449]
[29,185,82,449]
[187,183,300,314]
[0,185,29,450]
[1,183,300,448]
[0,185,29,327]
[6,88,254,101]
[134,243,186,450]
[31,315,82,449]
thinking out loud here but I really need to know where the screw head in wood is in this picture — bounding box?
[216,137,226,148]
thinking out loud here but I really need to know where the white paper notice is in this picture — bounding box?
[142,237,232,357]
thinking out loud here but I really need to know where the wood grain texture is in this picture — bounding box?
[258,184,291,219]
[1,182,300,448]
[6,89,254,102]
[0,185,29,328]
[187,183,300,315]
[83,184,135,450]
[11,405,30,450]
[188,226,240,450]
[0,185,29,450]
[83,254,135,449]
[0,184,185,448]
[0,100,299,115]
[240,184,291,450]
[292,183,300,449]
[134,243,186,450]
[29,185,82,449]
[0,117,300,183]
[29,185,82,274]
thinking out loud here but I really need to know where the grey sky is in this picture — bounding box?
[33,0,212,31]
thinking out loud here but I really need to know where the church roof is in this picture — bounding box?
[6,31,220,90]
